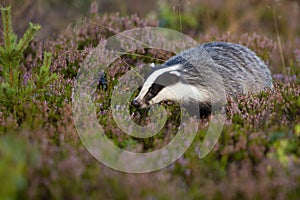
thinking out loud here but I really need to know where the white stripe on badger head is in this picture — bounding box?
[149,82,209,105]
[135,64,181,100]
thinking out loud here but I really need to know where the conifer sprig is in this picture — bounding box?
[0,6,57,113]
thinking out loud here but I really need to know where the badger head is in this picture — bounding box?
[132,64,209,109]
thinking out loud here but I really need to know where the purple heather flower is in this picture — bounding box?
[23,71,31,85]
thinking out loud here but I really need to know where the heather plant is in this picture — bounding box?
[0,6,57,114]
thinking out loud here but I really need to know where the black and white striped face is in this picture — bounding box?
[132,64,206,109]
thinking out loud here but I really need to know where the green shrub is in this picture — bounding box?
[0,6,57,114]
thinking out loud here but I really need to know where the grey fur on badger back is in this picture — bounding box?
[132,42,273,115]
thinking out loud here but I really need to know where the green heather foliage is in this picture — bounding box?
[0,6,57,113]
[0,2,299,200]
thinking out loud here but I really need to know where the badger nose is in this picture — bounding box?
[132,99,140,107]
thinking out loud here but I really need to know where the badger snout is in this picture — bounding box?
[131,98,149,109]
[131,99,140,107]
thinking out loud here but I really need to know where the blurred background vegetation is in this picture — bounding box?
[2,0,300,74]
[1,0,300,39]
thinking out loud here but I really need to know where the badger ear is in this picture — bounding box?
[150,63,155,68]
[155,71,180,86]
[169,70,181,77]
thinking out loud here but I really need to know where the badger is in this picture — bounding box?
[132,42,273,115]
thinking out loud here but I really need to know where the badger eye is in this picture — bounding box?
[148,89,154,96]
[145,83,164,102]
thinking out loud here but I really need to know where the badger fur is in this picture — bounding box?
[132,42,273,113]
